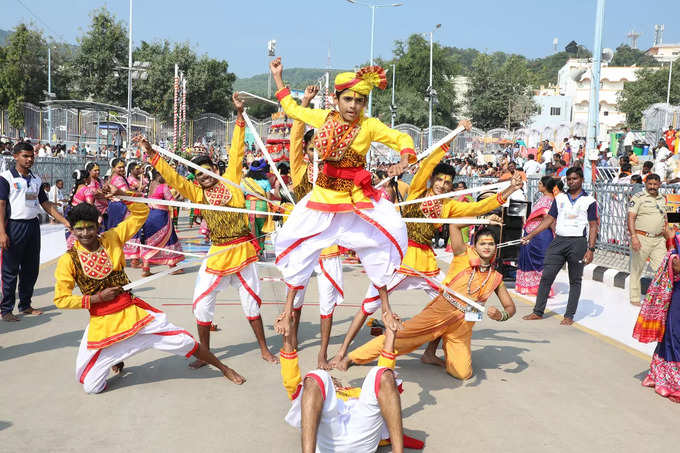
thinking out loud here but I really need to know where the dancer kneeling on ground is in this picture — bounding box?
[269,57,414,339]
[53,196,244,394]
[337,223,516,380]
[280,311,423,452]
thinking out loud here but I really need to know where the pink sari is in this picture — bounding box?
[140,183,184,266]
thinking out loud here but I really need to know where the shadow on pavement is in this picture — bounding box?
[0,310,62,334]
[0,421,12,432]
[0,329,81,361]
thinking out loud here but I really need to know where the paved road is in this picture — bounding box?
[1,231,678,452]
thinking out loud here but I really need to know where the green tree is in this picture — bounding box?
[0,24,48,128]
[618,67,680,128]
[372,34,461,129]
[71,8,127,105]
[188,56,236,118]
[610,44,659,67]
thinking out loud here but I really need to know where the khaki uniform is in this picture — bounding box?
[628,190,667,303]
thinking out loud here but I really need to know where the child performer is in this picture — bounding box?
[137,93,278,366]
[269,57,414,338]
[286,85,345,369]
[54,195,244,394]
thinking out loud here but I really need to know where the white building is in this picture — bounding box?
[557,58,638,141]
[529,86,573,131]
[645,44,680,62]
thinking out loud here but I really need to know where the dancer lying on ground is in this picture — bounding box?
[280,310,423,452]
[337,222,516,380]
[53,196,244,394]
[331,133,524,368]
[136,92,278,366]
[269,57,414,343]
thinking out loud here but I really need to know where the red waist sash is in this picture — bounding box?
[215,233,261,253]
[322,164,382,202]
[407,239,433,252]
[89,292,160,316]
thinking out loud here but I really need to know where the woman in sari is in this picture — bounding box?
[516,176,557,296]
[65,169,95,249]
[244,159,271,250]
[105,159,140,267]
[85,161,109,229]
[633,236,680,403]
[140,168,185,276]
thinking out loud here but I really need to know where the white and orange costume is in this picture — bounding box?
[150,120,263,324]
[280,348,401,452]
[274,67,415,291]
[361,144,508,315]
[287,119,343,317]
[54,201,197,394]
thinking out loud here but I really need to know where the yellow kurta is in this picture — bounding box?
[288,119,340,259]
[150,122,258,275]
[399,145,503,276]
[54,202,154,349]
[280,348,396,401]
[277,87,415,212]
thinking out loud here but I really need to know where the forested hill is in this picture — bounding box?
[234,67,345,96]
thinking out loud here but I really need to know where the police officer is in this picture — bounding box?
[627,173,669,306]
[0,142,70,321]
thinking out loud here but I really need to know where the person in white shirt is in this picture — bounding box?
[523,153,541,176]
[623,127,635,154]
[654,139,671,181]
[48,179,66,215]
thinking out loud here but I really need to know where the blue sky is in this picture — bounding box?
[5,0,679,77]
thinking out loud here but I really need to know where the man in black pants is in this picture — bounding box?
[520,168,599,325]
[0,142,70,321]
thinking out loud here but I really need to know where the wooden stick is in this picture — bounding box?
[396,181,509,207]
[118,196,287,217]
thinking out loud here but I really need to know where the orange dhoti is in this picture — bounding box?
[348,295,474,380]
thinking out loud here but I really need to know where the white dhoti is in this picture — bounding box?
[75,310,197,394]
[292,255,344,317]
[361,271,444,315]
[192,261,261,324]
[275,193,407,289]
[285,366,399,453]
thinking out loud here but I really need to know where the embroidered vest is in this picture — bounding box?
[202,182,251,244]
[313,111,364,193]
[67,248,130,296]
[403,195,444,246]
[293,164,315,201]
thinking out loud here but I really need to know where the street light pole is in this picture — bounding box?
[667,58,674,105]
[47,47,52,142]
[427,24,441,147]
[585,0,605,184]
[346,1,403,117]
[127,0,133,151]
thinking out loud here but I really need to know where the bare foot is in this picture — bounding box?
[141,269,152,277]
[189,359,207,369]
[328,354,344,369]
[420,353,445,367]
[22,307,43,315]
[130,259,142,269]
[560,317,574,326]
[170,268,184,275]
[318,354,332,370]
[334,356,352,372]
[111,362,125,375]
[522,313,543,320]
[2,313,20,322]
[223,368,246,385]
[261,349,279,364]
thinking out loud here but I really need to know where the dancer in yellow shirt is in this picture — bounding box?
[54,195,244,393]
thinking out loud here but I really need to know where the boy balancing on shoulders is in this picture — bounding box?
[136,93,278,367]
[279,309,424,452]
[337,221,516,380]
[54,191,244,394]
[269,56,414,340]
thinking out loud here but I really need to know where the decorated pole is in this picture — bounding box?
[173,64,179,152]
[181,76,187,152]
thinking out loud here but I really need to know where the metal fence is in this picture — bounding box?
[1,156,110,194]
[454,175,680,274]
[4,101,621,155]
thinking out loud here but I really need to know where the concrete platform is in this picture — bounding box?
[1,229,679,452]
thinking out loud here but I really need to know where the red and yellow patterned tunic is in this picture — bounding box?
[276,87,416,212]
[399,144,505,277]
[54,201,156,349]
[150,121,258,275]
